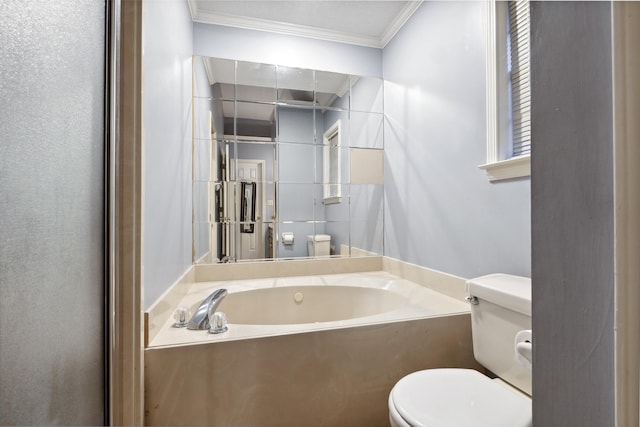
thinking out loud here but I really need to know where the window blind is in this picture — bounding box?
[508,0,531,157]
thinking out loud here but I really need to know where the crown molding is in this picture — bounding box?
[192,9,384,48]
[187,0,198,23]
[188,0,423,49]
[381,1,423,47]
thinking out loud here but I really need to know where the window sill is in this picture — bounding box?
[323,196,342,205]
[478,154,531,182]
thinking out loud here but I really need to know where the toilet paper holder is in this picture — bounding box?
[282,232,294,245]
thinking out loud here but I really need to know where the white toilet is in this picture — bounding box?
[388,274,532,427]
[306,234,331,257]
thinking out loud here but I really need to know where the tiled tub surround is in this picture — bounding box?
[145,262,480,426]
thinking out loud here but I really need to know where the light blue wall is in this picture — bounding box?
[143,0,194,308]
[146,4,531,306]
[382,2,531,278]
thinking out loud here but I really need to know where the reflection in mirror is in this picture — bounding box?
[193,56,384,264]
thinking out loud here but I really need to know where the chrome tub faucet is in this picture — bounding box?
[187,288,228,330]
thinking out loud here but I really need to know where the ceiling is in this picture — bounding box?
[187,0,423,48]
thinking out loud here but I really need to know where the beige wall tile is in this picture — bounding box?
[194,256,383,282]
[383,256,468,301]
[145,313,480,426]
[145,266,195,346]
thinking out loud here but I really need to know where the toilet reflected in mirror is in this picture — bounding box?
[307,234,331,257]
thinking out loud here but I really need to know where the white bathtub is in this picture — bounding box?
[149,271,469,347]
[200,285,408,325]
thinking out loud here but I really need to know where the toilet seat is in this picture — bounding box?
[389,368,531,427]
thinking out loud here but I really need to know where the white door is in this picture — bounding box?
[233,159,265,260]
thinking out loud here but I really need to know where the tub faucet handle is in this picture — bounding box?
[209,311,228,334]
[173,307,191,327]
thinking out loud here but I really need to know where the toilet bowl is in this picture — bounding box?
[388,369,531,427]
[388,274,532,427]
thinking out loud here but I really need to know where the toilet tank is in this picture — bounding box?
[467,274,532,395]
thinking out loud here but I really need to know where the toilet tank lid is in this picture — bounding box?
[466,274,531,316]
[307,234,331,241]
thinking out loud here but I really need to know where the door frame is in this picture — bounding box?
[612,3,640,426]
[109,0,144,424]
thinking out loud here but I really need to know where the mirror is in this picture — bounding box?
[193,56,384,263]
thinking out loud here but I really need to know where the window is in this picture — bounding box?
[323,120,341,204]
[480,0,531,181]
